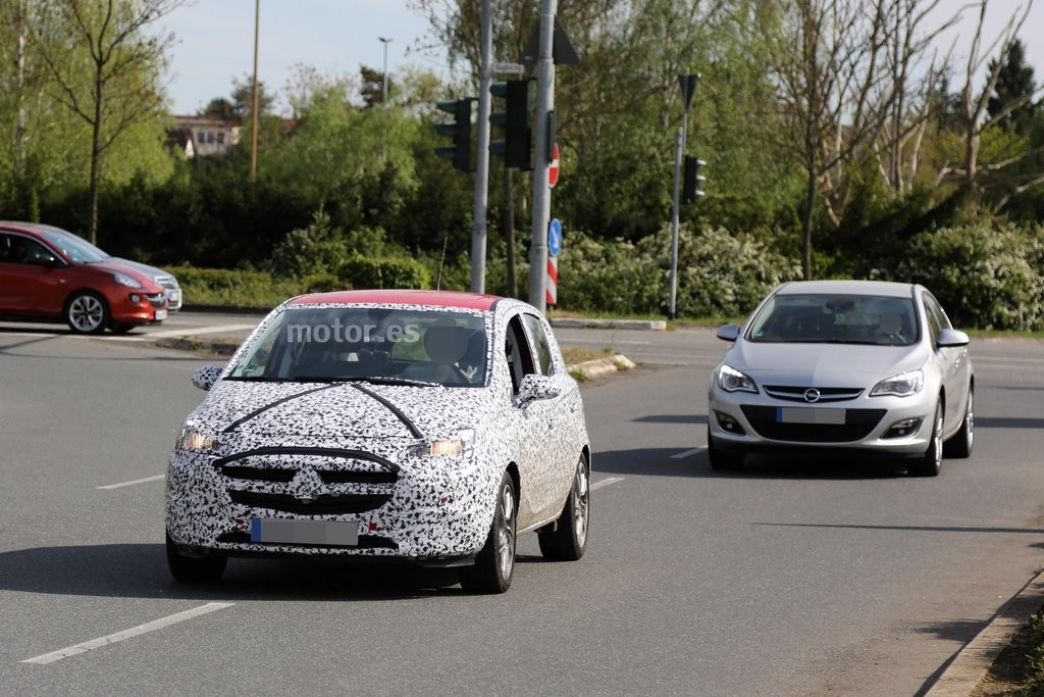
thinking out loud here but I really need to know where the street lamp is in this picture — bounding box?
[378,36,392,105]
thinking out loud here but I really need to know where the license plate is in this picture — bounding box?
[776,407,846,425]
[250,518,359,546]
[155,309,168,321]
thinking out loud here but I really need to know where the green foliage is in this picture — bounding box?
[341,255,431,290]
[898,220,1044,331]
[270,207,349,278]
[164,266,304,307]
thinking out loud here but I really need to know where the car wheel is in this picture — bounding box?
[538,455,590,562]
[909,400,944,477]
[65,291,109,334]
[166,533,227,583]
[460,470,517,594]
[707,425,744,471]
[944,386,974,459]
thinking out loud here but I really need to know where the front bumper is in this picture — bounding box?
[165,442,499,561]
[708,383,935,455]
[108,290,167,325]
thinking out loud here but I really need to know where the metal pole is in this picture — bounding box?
[528,0,556,312]
[668,108,687,319]
[470,0,493,293]
[378,37,392,105]
[249,0,260,182]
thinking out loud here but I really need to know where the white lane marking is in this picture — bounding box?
[670,447,707,459]
[590,476,624,491]
[96,474,165,490]
[21,603,235,665]
[563,338,652,346]
[143,323,255,339]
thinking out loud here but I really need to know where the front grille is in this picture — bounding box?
[740,405,885,443]
[155,275,178,290]
[216,530,397,549]
[145,293,165,308]
[228,490,393,515]
[217,465,397,485]
[763,386,864,403]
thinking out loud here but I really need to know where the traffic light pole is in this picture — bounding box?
[528,0,556,313]
[470,0,493,293]
[668,108,687,319]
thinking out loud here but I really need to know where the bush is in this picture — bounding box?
[340,254,431,289]
[165,266,304,307]
[898,220,1044,330]
[270,207,349,278]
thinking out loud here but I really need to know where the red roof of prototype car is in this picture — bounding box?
[287,289,503,311]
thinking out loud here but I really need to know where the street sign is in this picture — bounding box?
[519,20,579,66]
[548,218,562,257]
[548,143,560,188]
[493,62,525,75]
[546,256,558,306]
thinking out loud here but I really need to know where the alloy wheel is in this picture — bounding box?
[496,484,516,579]
[69,295,104,332]
[573,461,590,548]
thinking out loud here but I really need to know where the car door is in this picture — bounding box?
[926,293,969,434]
[0,233,68,316]
[922,293,962,434]
[521,312,580,501]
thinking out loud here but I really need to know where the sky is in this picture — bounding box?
[157,0,1044,117]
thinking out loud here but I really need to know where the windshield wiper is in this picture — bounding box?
[289,375,439,387]
[224,376,295,382]
[783,338,883,345]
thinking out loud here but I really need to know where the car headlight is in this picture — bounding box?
[717,364,758,394]
[425,428,475,459]
[113,272,142,289]
[870,370,924,397]
[176,424,219,452]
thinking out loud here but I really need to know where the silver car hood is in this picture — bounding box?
[728,340,927,386]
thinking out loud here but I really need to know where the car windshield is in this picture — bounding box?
[746,293,919,346]
[39,228,110,264]
[228,306,490,387]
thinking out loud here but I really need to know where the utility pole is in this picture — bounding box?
[249,0,260,182]
[528,0,556,312]
[669,73,698,319]
[470,0,493,293]
[378,36,392,105]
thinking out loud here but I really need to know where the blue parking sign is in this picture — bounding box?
[548,219,562,257]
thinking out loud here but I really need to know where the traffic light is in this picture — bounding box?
[683,156,706,204]
[489,79,531,170]
[435,99,472,171]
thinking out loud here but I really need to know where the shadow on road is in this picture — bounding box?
[632,414,709,424]
[752,522,1044,535]
[0,544,478,601]
[976,416,1044,429]
[594,447,906,479]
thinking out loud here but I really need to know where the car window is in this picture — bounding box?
[0,234,14,263]
[39,228,108,264]
[747,294,919,346]
[924,294,952,330]
[0,235,54,266]
[922,296,941,345]
[228,307,490,388]
[522,313,555,375]
[505,315,537,394]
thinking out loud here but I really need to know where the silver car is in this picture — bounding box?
[707,280,974,476]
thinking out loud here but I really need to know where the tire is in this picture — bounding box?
[538,455,590,562]
[707,425,744,471]
[166,533,227,583]
[460,471,517,594]
[65,291,109,334]
[909,400,944,477]
[944,386,974,459]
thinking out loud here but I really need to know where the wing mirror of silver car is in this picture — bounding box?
[716,324,741,342]
[192,364,225,391]
[517,374,561,405]
[936,328,970,348]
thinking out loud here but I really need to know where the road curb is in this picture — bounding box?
[567,354,636,380]
[550,317,666,331]
[155,336,240,356]
[925,568,1044,696]
[181,304,272,315]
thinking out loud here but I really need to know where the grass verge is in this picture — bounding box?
[974,606,1044,696]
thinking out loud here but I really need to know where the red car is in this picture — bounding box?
[0,222,167,334]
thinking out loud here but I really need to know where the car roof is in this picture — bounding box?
[776,280,914,298]
[286,289,503,311]
[0,221,51,236]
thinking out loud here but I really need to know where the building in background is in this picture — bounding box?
[168,115,240,157]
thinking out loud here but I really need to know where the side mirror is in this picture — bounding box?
[192,364,224,391]
[517,373,560,405]
[716,324,741,342]
[937,328,969,348]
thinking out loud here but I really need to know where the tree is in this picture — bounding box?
[359,65,388,108]
[987,38,1037,135]
[33,0,185,242]
[200,97,236,122]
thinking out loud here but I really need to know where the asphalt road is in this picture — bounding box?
[1,318,1044,696]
